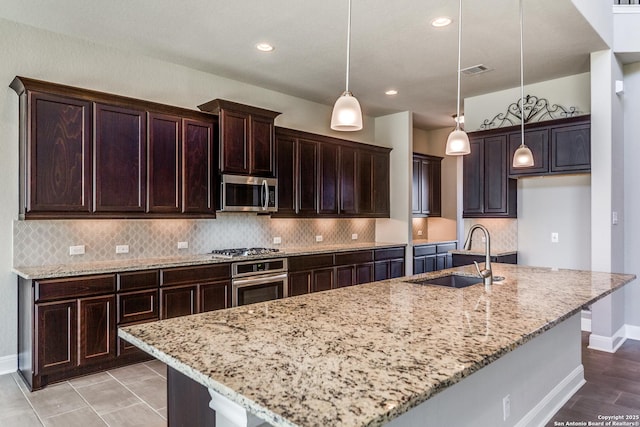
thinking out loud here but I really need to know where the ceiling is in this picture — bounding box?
[0,0,607,130]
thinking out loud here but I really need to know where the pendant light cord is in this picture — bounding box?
[455,0,462,130]
[519,0,525,146]
[345,0,352,93]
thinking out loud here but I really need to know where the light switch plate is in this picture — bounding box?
[177,241,189,249]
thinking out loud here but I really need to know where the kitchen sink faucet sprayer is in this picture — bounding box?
[463,224,492,286]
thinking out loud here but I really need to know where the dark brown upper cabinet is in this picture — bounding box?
[507,115,591,177]
[182,119,216,214]
[9,83,93,215]
[197,99,281,177]
[412,153,442,217]
[11,76,218,219]
[94,103,147,212]
[463,134,517,218]
[148,113,181,213]
[273,127,391,218]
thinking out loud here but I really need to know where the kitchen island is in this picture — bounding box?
[119,264,635,427]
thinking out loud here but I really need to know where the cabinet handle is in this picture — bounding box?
[262,180,269,210]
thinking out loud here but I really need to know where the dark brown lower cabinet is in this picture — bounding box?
[413,242,456,274]
[79,295,116,367]
[161,285,198,319]
[35,301,78,375]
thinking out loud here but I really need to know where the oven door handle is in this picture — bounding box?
[232,272,288,287]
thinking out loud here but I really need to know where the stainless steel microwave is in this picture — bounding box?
[220,175,277,213]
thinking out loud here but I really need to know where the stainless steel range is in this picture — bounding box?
[211,248,288,307]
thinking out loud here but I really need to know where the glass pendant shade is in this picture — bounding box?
[513,143,534,167]
[446,127,471,155]
[331,91,363,131]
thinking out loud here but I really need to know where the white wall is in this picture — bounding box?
[571,0,613,48]
[0,17,382,362]
[517,176,591,269]
[623,61,640,331]
[464,73,591,132]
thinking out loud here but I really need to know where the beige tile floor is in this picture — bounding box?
[0,360,167,427]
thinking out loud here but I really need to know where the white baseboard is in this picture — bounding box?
[0,354,17,375]
[626,324,640,341]
[515,365,585,427]
[588,324,627,353]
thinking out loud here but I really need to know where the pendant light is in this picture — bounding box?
[512,0,534,168]
[331,0,363,131]
[446,0,470,156]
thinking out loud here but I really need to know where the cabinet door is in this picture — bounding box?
[420,159,431,215]
[424,255,437,273]
[182,118,215,214]
[274,136,297,216]
[483,135,509,215]
[313,268,334,292]
[551,124,590,173]
[289,271,311,296]
[29,93,92,213]
[372,151,390,216]
[94,103,146,212]
[79,295,116,366]
[374,261,388,281]
[336,266,355,288]
[427,159,441,217]
[318,143,339,215]
[435,254,447,271]
[356,263,374,285]
[250,115,274,176]
[412,158,421,214]
[357,151,374,215]
[161,286,197,319]
[389,259,405,279]
[200,281,231,313]
[35,300,77,374]
[148,113,181,213]
[219,109,249,174]
[298,139,318,215]
[508,129,549,176]
[463,138,484,216]
[339,146,358,215]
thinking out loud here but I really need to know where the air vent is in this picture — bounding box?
[461,64,492,76]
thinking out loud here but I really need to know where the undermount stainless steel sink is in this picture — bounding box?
[405,274,482,289]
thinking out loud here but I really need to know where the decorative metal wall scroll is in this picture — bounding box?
[479,95,582,130]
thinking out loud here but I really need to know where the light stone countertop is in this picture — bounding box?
[119,264,635,427]
[12,242,406,280]
[411,239,457,246]
[449,249,518,257]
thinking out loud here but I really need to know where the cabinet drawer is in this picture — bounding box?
[35,275,116,302]
[161,264,231,287]
[436,243,457,253]
[117,290,159,324]
[288,254,334,272]
[374,247,405,261]
[334,250,374,266]
[413,245,436,257]
[117,270,159,291]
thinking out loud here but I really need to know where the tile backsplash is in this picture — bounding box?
[463,218,517,253]
[13,215,375,267]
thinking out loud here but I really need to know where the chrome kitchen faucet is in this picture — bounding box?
[463,224,492,286]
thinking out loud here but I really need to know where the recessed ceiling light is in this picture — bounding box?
[256,43,274,52]
[385,89,398,96]
[431,17,452,28]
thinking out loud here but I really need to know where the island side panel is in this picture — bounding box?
[385,313,584,427]
[168,366,217,427]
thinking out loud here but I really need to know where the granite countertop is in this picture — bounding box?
[12,242,406,279]
[119,264,635,427]
[411,239,457,246]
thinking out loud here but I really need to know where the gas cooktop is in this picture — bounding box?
[210,247,280,259]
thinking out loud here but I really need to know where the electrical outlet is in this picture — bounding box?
[351,233,358,240]
[551,232,559,243]
[69,245,85,255]
[503,394,511,421]
[417,230,423,236]
[177,241,189,249]
[115,244,129,254]
[315,235,323,242]
[273,236,282,245]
